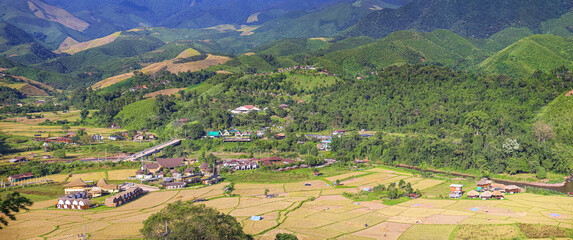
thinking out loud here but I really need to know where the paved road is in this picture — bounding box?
[123,139,181,161]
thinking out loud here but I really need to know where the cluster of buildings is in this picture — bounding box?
[449,178,522,200]
[230,105,261,114]
[207,129,265,139]
[135,157,221,188]
[104,187,144,207]
[57,178,142,210]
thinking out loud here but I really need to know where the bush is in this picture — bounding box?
[275,233,298,240]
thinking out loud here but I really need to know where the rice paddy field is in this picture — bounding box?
[2,167,572,239]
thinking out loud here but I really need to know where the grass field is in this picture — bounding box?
[2,167,572,239]
[0,121,125,138]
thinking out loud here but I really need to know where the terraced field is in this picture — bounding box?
[2,168,572,239]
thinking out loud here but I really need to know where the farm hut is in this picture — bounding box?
[8,172,34,182]
[480,191,492,200]
[89,187,103,197]
[64,178,88,194]
[250,216,262,221]
[449,184,463,198]
[504,185,521,194]
[492,190,504,199]
[467,190,480,199]
[97,178,119,194]
[476,178,492,191]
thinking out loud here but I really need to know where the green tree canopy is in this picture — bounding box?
[141,201,251,240]
[0,192,32,229]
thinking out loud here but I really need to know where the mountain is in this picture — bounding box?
[0,22,59,65]
[312,29,489,74]
[344,0,573,39]
[478,35,573,78]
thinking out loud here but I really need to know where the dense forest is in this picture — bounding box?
[60,63,573,176]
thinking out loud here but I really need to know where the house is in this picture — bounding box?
[492,190,504,200]
[476,178,492,192]
[208,131,220,138]
[183,168,193,176]
[135,169,152,179]
[9,157,27,163]
[320,140,331,150]
[96,179,119,194]
[201,164,213,175]
[56,192,90,210]
[133,134,145,141]
[332,130,346,135]
[105,187,144,207]
[157,157,185,169]
[467,190,480,199]
[8,172,34,182]
[108,135,122,141]
[170,169,181,178]
[261,156,283,165]
[89,187,103,197]
[201,175,221,185]
[222,130,231,137]
[156,171,166,178]
[449,184,463,198]
[64,178,88,194]
[504,185,521,194]
[276,133,286,140]
[143,163,161,174]
[91,135,104,141]
[164,182,186,190]
[278,104,288,109]
[481,191,492,200]
[230,105,261,114]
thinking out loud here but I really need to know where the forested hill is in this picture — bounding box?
[344,0,573,39]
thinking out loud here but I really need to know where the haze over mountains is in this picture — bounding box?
[0,0,572,88]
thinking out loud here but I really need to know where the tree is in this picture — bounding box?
[141,201,251,240]
[536,167,547,179]
[80,109,89,119]
[224,182,235,197]
[181,123,205,140]
[0,192,32,229]
[275,233,298,240]
[532,121,555,143]
[53,149,66,159]
[464,111,490,135]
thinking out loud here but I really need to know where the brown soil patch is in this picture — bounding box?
[423,214,469,224]
[352,222,411,240]
[28,0,89,32]
[144,88,185,98]
[91,72,134,89]
[58,32,120,54]
[19,84,50,96]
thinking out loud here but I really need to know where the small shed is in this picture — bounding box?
[476,178,492,191]
[504,185,521,194]
[467,190,480,199]
[481,191,492,200]
[250,216,262,221]
[492,190,504,200]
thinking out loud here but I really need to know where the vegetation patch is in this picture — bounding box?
[453,224,522,240]
[517,223,572,238]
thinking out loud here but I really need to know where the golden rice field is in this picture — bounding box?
[0,120,125,138]
[2,167,572,240]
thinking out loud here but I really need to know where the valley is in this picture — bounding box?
[0,0,572,239]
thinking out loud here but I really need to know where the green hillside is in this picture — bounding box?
[536,91,573,145]
[345,0,572,39]
[478,35,573,78]
[313,29,489,74]
[114,99,156,130]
